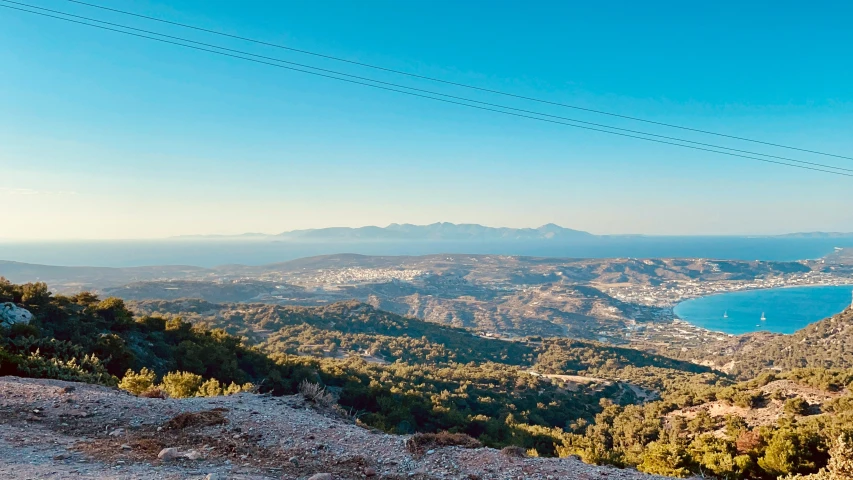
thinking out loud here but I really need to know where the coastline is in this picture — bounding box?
[606,273,853,309]
[671,284,853,335]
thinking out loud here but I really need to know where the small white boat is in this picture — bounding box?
[723,310,728,319]
[760,312,766,321]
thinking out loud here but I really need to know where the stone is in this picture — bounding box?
[364,466,377,477]
[307,474,332,480]
[205,474,220,480]
[0,303,32,327]
[109,428,124,437]
[157,447,180,461]
[288,456,299,466]
[184,449,203,460]
[120,444,132,450]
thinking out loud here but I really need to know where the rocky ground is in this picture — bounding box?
[0,376,673,480]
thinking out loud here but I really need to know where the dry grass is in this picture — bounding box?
[139,388,166,399]
[298,380,337,408]
[500,446,527,458]
[164,408,228,430]
[405,432,482,454]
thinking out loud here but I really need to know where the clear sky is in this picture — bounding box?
[1,0,852,240]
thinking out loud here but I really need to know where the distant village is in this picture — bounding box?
[605,270,853,308]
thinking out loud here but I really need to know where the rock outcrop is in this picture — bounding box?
[0,303,32,327]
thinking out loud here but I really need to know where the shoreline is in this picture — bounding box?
[671,284,853,335]
[673,282,853,307]
[607,273,853,309]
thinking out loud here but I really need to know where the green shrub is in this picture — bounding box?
[160,371,203,398]
[196,378,223,397]
[784,397,811,416]
[733,390,764,409]
[118,368,156,395]
[638,441,691,477]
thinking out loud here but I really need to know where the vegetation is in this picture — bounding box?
[667,309,853,380]
[0,279,653,453]
[557,366,853,479]
[5,277,853,479]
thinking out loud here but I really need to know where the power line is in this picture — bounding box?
[6,0,851,174]
[4,2,849,178]
[56,0,853,162]
[2,2,852,178]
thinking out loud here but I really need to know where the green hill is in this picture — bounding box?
[0,278,710,456]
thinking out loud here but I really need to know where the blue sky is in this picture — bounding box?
[1,0,852,239]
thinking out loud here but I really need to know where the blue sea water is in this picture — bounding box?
[673,285,853,335]
[1,236,852,268]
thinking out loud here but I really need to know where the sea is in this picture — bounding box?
[1,236,853,268]
[673,285,853,335]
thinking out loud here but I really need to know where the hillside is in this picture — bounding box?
[0,376,670,480]
[0,278,712,458]
[8,278,853,478]
[667,307,853,379]
[127,298,710,377]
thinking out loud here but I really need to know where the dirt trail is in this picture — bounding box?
[0,376,674,479]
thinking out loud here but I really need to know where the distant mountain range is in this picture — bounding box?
[174,223,595,242]
[171,224,853,242]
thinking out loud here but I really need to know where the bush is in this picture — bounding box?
[160,371,203,398]
[638,441,691,477]
[759,431,812,477]
[224,381,254,395]
[501,446,527,458]
[118,368,156,395]
[733,390,764,409]
[826,431,853,480]
[299,379,336,408]
[784,398,811,416]
[196,378,223,397]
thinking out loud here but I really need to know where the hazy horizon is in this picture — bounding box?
[1,221,853,242]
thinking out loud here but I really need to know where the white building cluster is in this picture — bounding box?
[301,268,427,286]
[607,271,853,307]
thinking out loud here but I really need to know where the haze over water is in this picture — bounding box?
[674,285,853,335]
[2,236,852,268]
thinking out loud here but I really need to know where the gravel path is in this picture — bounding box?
[0,377,674,480]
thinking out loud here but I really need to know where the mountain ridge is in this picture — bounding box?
[172,222,596,241]
[166,225,853,241]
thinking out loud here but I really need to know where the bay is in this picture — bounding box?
[673,285,853,335]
